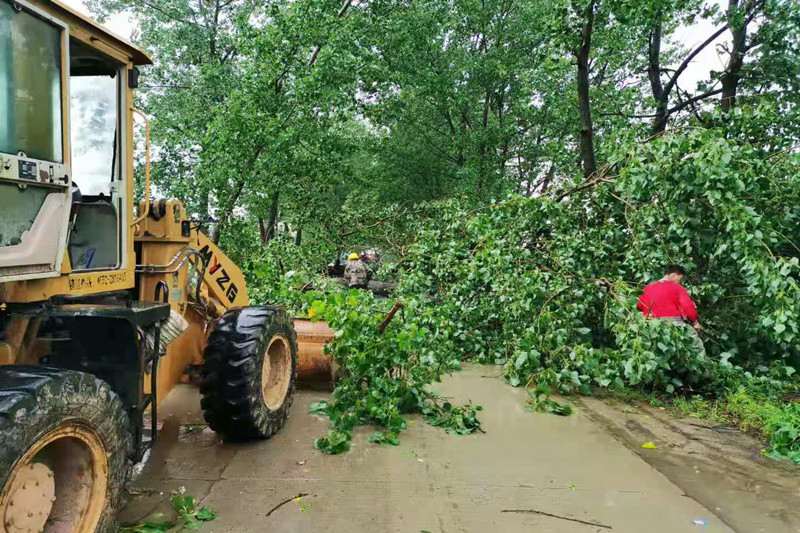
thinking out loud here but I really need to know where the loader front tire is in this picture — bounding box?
[200,306,297,441]
[0,366,131,533]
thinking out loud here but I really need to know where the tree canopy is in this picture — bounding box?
[88,0,800,252]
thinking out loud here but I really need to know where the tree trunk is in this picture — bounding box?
[575,0,597,179]
[198,190,210,232]
[538,163,556,195]
[647,16,669,133]
[258,217,267,244]
[720,0,749,112]
[261,191,280,244]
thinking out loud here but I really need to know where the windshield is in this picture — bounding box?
[0,2,63,163]
[70,75,117,196]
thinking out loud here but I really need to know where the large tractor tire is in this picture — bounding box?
[200,306,297,441]
[0,367,131,533]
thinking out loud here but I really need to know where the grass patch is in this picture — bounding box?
[671,396,730,424]
[602,384,800,464]
[725,388,800,463]
[668,388,800,464]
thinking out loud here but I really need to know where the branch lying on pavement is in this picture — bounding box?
[265,493,311,517]
[502,509,612,529]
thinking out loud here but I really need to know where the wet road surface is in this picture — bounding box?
[121,365,796,532]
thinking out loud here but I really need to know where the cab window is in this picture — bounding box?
[0,1,63,163]
[67,39,123,271]
[70,41,119,197]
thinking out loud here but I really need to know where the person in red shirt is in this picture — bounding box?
[637,265,702,333]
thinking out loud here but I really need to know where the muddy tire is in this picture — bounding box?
[0,366,131,533]
[200,306,297,441]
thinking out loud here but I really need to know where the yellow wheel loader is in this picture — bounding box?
[0,2,334,531]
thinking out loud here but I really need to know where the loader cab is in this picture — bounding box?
[0,0,149,285]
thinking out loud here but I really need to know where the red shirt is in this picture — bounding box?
[636,280,699,322]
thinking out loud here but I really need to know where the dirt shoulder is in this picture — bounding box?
[579,396,800,533]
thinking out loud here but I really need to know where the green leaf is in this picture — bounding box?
[308,401,330,415]
[196,507,217,521]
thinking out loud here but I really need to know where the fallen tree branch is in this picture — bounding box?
[502,509,612,529]
[378,301,404,334]
[338,216,396,239]
[553,163,615,202]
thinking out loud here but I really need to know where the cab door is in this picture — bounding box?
[0,0,72,282]
[67,37,127,272]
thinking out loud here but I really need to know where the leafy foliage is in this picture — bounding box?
[120,491,217,532]
[230,105,800,460]
[528,384,573,416]
[300,290,481,454]
[384,112,798,458]
[423,401,483,435]
[396,111,799,384]
[90,0,800,251]
[171,494,218,530]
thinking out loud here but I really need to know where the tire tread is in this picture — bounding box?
[0,366,131,533]
[200,306,297,441]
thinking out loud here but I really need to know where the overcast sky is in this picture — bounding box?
[65,0,134,38]
[672,1,730,90]
[62,0,730,94]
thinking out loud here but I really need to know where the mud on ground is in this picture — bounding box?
[579,396,800,533]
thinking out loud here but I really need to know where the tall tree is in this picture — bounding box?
[720,0,763,110]
[574,0,597,178]
[87,0,800,257]
[87,0,263,216]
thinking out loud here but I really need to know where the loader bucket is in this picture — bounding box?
[293,318,337,390]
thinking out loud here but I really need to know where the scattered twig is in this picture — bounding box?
[688,422,739,433]
[502,509,612,529]
[266,493,310,517]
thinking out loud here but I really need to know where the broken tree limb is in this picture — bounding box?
[377,301,404,334]
[502,509,612,529]
[553,165,614,202]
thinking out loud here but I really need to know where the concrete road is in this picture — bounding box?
[123,366,738,532]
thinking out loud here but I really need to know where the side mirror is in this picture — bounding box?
[128,67,140,89]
